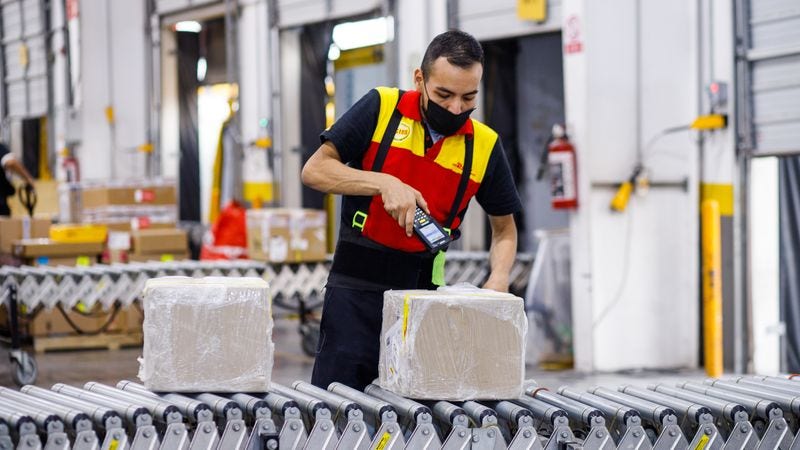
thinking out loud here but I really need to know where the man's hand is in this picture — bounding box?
[379,176,429,237]
[483,274,510,292]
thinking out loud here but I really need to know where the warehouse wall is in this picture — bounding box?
[78,0,150,180]
[564,0,703,371]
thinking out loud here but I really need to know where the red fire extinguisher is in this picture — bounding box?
[547,124,578,209]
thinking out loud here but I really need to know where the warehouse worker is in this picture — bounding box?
[302,30,522,390]
[0,141,36,216]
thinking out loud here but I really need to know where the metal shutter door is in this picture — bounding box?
[738,0,800,155]
[1,0,49,118]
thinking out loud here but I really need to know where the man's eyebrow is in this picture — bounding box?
[435,86,479,96]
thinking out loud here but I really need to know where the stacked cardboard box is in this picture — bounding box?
[0,217,51,254]
[140,277,273,392]
[12,238,103,266]
[378,287,527,400]
[246,208,327,263]
[128,228,189,262]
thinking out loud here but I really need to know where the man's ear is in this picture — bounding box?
[413,68,424,90]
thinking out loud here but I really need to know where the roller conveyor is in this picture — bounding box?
[4,375,800,449]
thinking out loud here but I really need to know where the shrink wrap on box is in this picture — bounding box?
[139,276,273,392]
[379,285,527,400]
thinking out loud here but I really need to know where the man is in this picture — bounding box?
[0,141,36,216]
[302,30,522,390]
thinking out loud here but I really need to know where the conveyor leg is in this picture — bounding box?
[129,425,159,450]
[43,431,70,450]
[652,424,688,450]
[368,412,405,450]
[217,418,248,450]
[543,421,576,450]
[160,422,190,450]
[0,436,11,450]
[616,425,653,450]
[72,430,101,450]
[725,421,759,450]
[403,412,442,450]
[279,416,308,450]
[470,426,507,450]
[245,418,279,450]
[583,425,616,450]
[440,416,472,450]
[304,408,338,450]
[756,418,794,450]
[15,434,43,450]
[507,416,542,450]
[189,420,220,450]
[687,424,724,450]
[334,409,370,450]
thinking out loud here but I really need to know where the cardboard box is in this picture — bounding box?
[378,287,527,400]
[127,252,189,263]
[139,277,273,392]
[9,179,60,220]
[104,221,176,233]
[247,208,327,263]
[28,303,143,337]
[13,239,104,258]
[0,217,51,254]
[131,229,188,255]
[81,184,176,209]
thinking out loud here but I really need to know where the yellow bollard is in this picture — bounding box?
[702,199,724,378]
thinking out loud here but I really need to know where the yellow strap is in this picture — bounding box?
[431,251,446,286]
[375,432,392,450]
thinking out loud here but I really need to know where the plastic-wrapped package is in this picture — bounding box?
[378,285,527,400]
[138,276,273,392]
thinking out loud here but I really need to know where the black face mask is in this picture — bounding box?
[423,85,475,136]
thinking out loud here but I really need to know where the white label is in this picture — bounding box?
[548,152,576,201]
[269,236,288,262]
[108,232,131,250]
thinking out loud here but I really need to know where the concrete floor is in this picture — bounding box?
[0,319,705,391]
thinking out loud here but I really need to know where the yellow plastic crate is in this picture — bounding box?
[49,224,109,244]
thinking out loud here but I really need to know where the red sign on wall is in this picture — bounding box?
[564,14,583,54]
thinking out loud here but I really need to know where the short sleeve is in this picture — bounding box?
[320,89,381,164]
[475,137,523,216]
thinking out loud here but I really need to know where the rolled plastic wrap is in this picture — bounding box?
[378,284,527,400]
[138,276,273,392]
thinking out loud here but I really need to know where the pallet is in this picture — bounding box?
[33,332,143,353]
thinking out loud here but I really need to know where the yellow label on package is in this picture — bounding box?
[76,256,91,267]
[402,294,411,343]
[160,254,174,262]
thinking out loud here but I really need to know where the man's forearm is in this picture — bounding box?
[303,152,388,196]
[484,214,517,292]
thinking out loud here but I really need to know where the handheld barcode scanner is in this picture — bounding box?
[412,207,451,252]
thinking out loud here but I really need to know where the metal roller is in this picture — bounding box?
[263,391,301,417]
[0,387,92,433]
[727,377,800,405]
[431,401,469,426]
[364,383,433,422]
[51,383,153,427]
[514,394,569,426]
[589,387,676,427]
[527,387,605,427]
[558,387,640,428]
[193,393,244,421]
[328,382,396,420]
[677,381,780,420]
[84,382,183,424]
[0,404,38,440]
[704,379,800,416]
[745,375,800,392]
[270,383,330,418]
[619,385,712,425]
[116,380,215,422]
[461,401,499,425]
[0,396,64,435]
[21,385,123,430]
[648,384,747,424]
[227,393,271,419]
[490,401,534,427]
[292,381,363,418]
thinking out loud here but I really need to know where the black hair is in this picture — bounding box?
[420,30,484,80]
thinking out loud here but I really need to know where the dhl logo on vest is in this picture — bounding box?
[393,122,411,142]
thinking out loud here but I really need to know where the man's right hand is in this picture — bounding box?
[379,175,429,237]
